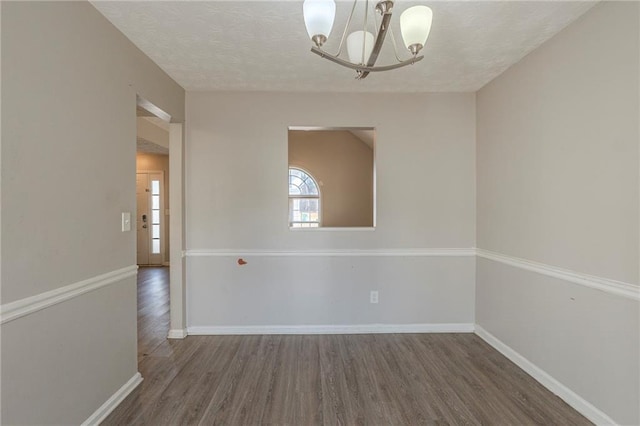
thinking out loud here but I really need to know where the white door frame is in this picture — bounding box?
[168,123,187,339]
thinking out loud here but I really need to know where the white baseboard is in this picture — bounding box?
[187,323,474,335]
[167,328,188,339]
[474,325,617,426]
[82,372,142,426]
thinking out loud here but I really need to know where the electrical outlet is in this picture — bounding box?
[370,290,379,304]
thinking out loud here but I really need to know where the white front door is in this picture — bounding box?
[136,172,163,265]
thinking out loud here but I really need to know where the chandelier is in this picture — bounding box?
[302,0,433,79]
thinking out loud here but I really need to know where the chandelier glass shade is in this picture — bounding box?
[400,5,433,54]
[303,0,336,47]
[302,0,433,79]
[347,30,374,64]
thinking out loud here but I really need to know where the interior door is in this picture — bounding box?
[137,172,164,266]
[136,173,150,265]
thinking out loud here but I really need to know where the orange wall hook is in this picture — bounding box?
[237,258,247,265]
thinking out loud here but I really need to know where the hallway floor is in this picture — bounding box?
[136,267,170,364]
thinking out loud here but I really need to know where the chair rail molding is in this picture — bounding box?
[0,265,138,324]
[476,248,639,301]
[184,248,476,257]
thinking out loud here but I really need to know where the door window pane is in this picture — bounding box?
[146,177,162,258]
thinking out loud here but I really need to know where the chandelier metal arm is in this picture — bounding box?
[334,0,359,57]
[311,46,423,72]
[357,10,392,79]
[373,11,403,63]
[387,21,405,63]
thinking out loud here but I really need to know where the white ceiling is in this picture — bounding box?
[92,1,596,92]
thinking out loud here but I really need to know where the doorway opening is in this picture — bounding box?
[136,102,170,267]
[135,95,186,342]
[136,97,172,358]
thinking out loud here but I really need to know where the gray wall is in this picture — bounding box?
[476,2,639,424]
[186,92,476,328]
[1,2,184,424]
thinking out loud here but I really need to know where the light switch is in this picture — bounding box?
[121,212,131,232]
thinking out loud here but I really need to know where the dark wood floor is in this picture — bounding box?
[136,267,171,364]
[103,267,590,425]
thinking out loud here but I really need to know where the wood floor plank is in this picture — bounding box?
[102,334,204,425]
[318,334,364,425]
[340,335,396,424]
[422,334,528,424]
[103,267,593,426]
[375,334,464,424]
[136,267,171,363]
[146,336,242,425]
[259,334,325,425]
[295,335,324,425]
[403,334,485,425]
[196,335,270,425]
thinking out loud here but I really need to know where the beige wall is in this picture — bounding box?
[289,130,373,227]
[185,91,476,328]
[476,2,639,424]
[137,153,171,263]
[1,2,184,424]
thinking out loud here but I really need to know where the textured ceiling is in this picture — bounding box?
[92,1,596,92]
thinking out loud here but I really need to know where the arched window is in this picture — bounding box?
[289,167,320,228]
